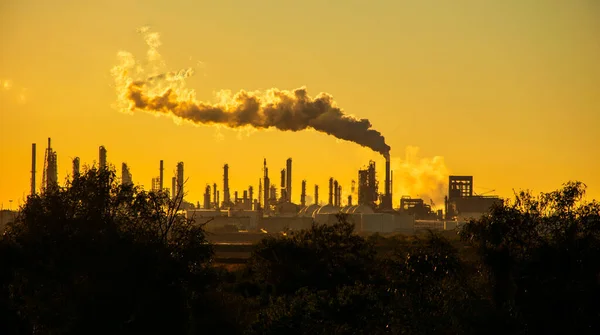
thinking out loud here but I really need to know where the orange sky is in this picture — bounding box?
[1,0,599,209]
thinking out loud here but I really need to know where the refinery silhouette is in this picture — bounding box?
[20,137,501,235]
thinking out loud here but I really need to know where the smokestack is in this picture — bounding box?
[315,184,319,205]
[385,158,391,202]
[333,180,339,207]
[223,164,230,205]
[159,160,164,190]
[73,157,80,179]
[171,177,176,201]
[31,143,36,195]
[390,170,393,208]
[176,162,184,202]
[204,185,211,209]
[99,146,107,170]
[286,158,292,202]
[328,178,334,205]
[213,183,217,207]
[338,185,342,207]
[348,195,353,206]
[248,186,253,209]
[301,180,306,207]
[263,160,270,213]
[121,162,132,186]
[258,178,262,209]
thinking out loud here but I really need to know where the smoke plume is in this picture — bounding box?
[390,146,449,206]
[111,27,390,158]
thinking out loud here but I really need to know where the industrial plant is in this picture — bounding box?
[23,138,502,235]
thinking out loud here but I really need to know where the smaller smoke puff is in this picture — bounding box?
[391,146,449,206]
[112,27,391,158]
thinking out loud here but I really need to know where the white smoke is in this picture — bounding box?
[390,146,449,207]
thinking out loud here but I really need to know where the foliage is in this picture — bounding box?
[1,176,598,334]
[0,166,214,334]
[460,181,600,333]
[247,214,376,296]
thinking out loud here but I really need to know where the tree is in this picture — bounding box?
[247,214,376,296]
[1,166,214,334]
[460,181,600,334]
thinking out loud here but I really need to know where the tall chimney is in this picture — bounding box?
[348,195,353,206]
[177,162,184,202]
[333,180,339,207]
[300,180,306,206]
[223,164,230,205]
[213,183,217,207]
[338,185,342,207]
[73,157,80,179]
[315,184,319,205]
[31,143,36,195]
[385,158,391,207]
[159,160,164,190]
[99,146,107,170]
[263,159,270,213]
[248,186,254,209]
[328,178,334,205]
[204,185,211,209]
[258,178,262,209]
[390,170,393,208]
[286,158,292,202]
[171,177,176,201]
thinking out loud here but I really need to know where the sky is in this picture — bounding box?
[1,0,599,210]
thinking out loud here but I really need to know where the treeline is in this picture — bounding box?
[0,167,599,334]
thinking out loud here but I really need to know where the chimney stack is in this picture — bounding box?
[159,160,164,190]
[73,157,80,179]
[223,164,230,205]
[286,158,292,202]
[300,180,306,207]
[99,146,107,170]
[171,177,176,201]
[31,143,36,195]
[333,180,339,207]
[213,183,217,207]
[384,157,391,208]
[328,178,334,205]
[315,184,319,205]
[204,185,211,209]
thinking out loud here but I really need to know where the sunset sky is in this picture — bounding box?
[1,0,599,209]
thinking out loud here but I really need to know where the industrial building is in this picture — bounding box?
[22,137,502,235]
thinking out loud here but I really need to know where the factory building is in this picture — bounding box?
[445,175,502,221]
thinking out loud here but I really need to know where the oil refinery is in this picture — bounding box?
[20,137,502,235]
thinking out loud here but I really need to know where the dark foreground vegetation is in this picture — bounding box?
[1,167,599,334]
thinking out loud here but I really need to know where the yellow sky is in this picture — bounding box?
[1,0,599,209]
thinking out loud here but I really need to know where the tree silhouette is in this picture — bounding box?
[460,181,600,334]
[1,166,214,334]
